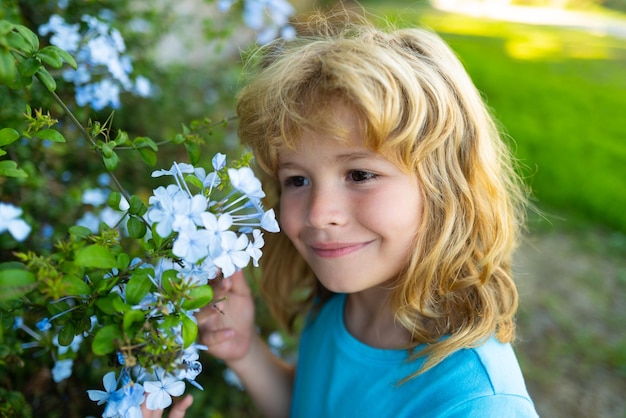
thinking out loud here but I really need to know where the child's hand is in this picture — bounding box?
[141,394,193,418]
[196,270,256,363]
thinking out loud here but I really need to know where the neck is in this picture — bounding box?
[344,287,411,349]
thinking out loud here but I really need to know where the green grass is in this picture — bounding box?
[367,5,626,232]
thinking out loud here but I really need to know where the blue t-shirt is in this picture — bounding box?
[290,293,539,417]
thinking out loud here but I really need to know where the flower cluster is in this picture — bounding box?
[147,153,279,278]
[79,153,278,415]
[38,12,151,110]
[218,0,296,44]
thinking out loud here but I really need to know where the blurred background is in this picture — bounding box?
[1,0,625,417]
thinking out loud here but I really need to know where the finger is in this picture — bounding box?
[228,269,251,296]
[140,403,162,418]
[168,395,193,418]
[199,328,235,347]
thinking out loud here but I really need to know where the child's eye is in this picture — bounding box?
[349,170,377,182]
[283,176,309,188]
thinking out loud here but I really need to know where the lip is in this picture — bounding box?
[309,241,371,258]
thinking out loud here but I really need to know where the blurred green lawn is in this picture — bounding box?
[367,3,626,233]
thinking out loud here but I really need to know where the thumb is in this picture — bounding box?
[168,394,193,418]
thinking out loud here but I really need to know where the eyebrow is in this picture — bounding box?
[278,150,382,170]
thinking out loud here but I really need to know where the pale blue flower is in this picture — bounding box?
[151,163,195,178]
[87,371,120,406]
[38,15,81,52]
[200,212,233,254]
[82,188,109,206]
[217,0,237,12]
[133,76,152,97]
[212,153,226,171]
[246,229,264,267]
[147,185,183,237]
[172,227,211,264]
[214,231,250,278]
[261,208,280,232]
[52,359,74,382]
[76,211,100,233]
[193,167,221,190]
[144,368,185,410]
[172,194,208,232]
[228,167,265,199]
[36,318,52,331]
[0,202,31,242]
[115,380,145,418]
[63,64,92,84]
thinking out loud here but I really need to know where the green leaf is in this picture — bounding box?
[0,269,36,302]
[101,142,113,158]
[186,175,203,190]
[112,296,130,313]
[35,67,56,92]
[133,136,158,151]
[181,315,198,348]
[125,272,153,305]
[117,253,130,271]
[181,285,214,310]
[161,269,180,294]
[123,310,145,332]
[95,293,124,315]
[58,323,75,346]
[68,225,92,239]
[6,31,31,54]
[75,245,118,269]
[0,160,27,178]
[92,324,123,355]
[107,191,122,209]
[128,195,147,216]
[53,47,77,69]
[61,275,92,296]
[138,148,157,166]
[127,215,147,239]
[0,127,19,147]
[103,151,119,171]
[0,21,14,36]
[17,56,41,77]
[35,129,66,143]
[185,141,200,165]
[13,25,39,53]
[0,49,16,86]
[37,46,63,68]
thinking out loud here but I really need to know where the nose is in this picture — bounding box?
[306,185,347,229]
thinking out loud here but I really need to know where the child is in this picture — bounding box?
[194,13,539,418]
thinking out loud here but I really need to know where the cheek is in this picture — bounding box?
[279,195,300,241]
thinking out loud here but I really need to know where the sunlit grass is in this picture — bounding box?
[365,3,626,232]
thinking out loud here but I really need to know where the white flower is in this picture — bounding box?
[144,369,186,410]
[0,202,31,242]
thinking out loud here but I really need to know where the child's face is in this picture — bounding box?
[277,105,423,294]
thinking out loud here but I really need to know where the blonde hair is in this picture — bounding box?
[237,15,528,375]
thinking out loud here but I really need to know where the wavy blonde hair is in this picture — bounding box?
[237,14,528,375]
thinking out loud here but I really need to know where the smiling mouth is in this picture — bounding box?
[310,242,370,258]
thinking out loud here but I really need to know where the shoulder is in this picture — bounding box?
[401,337,539,417]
